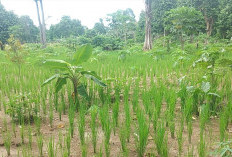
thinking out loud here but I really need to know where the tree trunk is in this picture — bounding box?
[39,0,46,48]
[204,15,214,36]
[143,0,152,51]
[35,0,43,45]
[72,77,79,111]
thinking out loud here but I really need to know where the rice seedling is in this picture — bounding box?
[35,116,41,135]
[42,97,47,116]
[12,121,16,138]
[155,120,166,156]
[119,124,128,156]
[135,108,149,157]
[4,131,11,156]
[47,136,55,157]
[112,102,119,135]
[198,133,206,157]
[37,134,43,157]
[177,116,184,156]
[61,93,66,114]
[90,105,98,153]
[78,104,86,146]
[65,131,71,156]
[152,108,158,132]
[103,108,112,157]
[28,126,32,149]
[187,145,194,157]
[161,136,169,157]
[58,103,62,121]
[49,98,54,128]
[185,97,193,143]
[54,93,58,111]
[58,131,63,150]
[99,145,103,157]
[124,99,131,142]
[81,144,87,157]
[219,110,227,142]
[200,104,210,133]
[68,104,75,138]
[132,83,139,112]
[3,117,8,132]
[21,146,33,157]
[20,122,25,144]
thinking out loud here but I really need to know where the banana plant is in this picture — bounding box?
[42,44,106,109]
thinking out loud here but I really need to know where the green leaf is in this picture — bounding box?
[208,93,220,98]
[43,59,70,70]
[42,74,59,87]
[77,84,89,99]
[55,77,68,93]
[73,44,93,65]
[201,82,210,93]
[81,71,101,79]
[84,74,107,87]
[71,66,84,73]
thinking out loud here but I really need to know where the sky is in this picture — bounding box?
[1,0,144,29]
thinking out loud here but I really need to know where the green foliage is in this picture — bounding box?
[151,0,177,34]
[165,7,204,49]
[48,16,85,40]
[9,16,39,43]
[73,44,93,65]
[0,2,18,45]
[5,35,25,65]
[106,8,136,43]
[93,18,106,35]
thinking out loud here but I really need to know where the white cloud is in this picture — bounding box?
[1,0,144,28]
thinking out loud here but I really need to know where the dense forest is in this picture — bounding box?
[1,0,232,50]
[0,0,232,156]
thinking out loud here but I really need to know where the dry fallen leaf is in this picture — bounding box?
[57,124,65,129]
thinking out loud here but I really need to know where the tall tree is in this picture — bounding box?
[136,11,146,43]
[48,16,85,40]
[164,7,204,49]
[143,0,152,51]
[93,18,106,35]
[192,0,219,36]
[106,8,137,43]
[217,0,232,39]
[9,16,39,43]
[151,0,177,35]
[34,0,46,47]
[0,1,18,47]
[39,0,46,47]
